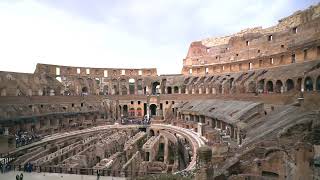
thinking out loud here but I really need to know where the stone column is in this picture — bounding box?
[195,146,213,180]
[212,88,216,95]
[4,127,9,136]
[164,138,169,163]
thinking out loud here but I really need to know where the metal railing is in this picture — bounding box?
[0,164,168,178]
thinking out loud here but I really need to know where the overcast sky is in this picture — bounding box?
[0,0,318,75]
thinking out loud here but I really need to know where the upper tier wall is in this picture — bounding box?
[182,3,320,75]
[35,63,158,77]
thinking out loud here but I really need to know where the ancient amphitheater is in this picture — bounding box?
[0,3,320,180]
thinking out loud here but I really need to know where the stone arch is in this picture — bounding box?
[112,79,119,95]
[152,82,160,95]
[316,76,320,91]
[137,79,143,94]
[181,85,186,94]
[217,84,222,94]
[194,86,199,94]
[137,107,142,117]
[248,81,256,93]
[129,107,135,117]
[266,81,273,93]
[120,79,127,95]
[257,79,265,93]
[229,77,234,92]
[167,87,172,94]
[304,76,313,91]
[286,79,294,92]
[123,105,128,117]
[103,85,108,95]
[150,104,157,116]
[149,129,155,136]
[275,80,283,93]
[82,87,88,94]
[129,78,135,95]
[173,86,179,94]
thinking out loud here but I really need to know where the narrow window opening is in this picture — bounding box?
[270,58,274,65]
[293,27,297,34]
[291,54,296,63]
[304,49,308,60]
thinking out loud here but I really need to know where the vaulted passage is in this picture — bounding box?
[286,79,294,91]
[275,80,283,93]
[152,82,160,95]
[304,76,313,91]
[150,104,157,116]
[266,81,273,93]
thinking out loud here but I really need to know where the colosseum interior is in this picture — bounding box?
[0,3,320,180]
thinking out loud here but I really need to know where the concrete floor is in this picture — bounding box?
[0,171,126,180]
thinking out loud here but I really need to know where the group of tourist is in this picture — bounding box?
[0,162,12,173]
[23,162,33,172]
[15,130,41,148]
[121,116,151,125]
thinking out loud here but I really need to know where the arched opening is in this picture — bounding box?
[218,85,222,94]
[275,80,283,93]
[317,76,320,91]
[257,79,265,93]
[120,79,127,95]
[304,76,313,91]
[173,86,179,94]
[248,81,256,93]
[286,79,294,92]
[103,85,108,95]
[121,86,127,95]
[229,78,234,91]
[123,105,128,117]
[152,82,160,95]
[137,79,143,94]
[129,78,135,94]
[82,87,88,95]
[150,104,157,116]
[129,108,135,117]
[112,79,119,95]
[181,85,186,94]
[266,81,273,93]
[149,129,155,136]
[167,87,172,94]
[137,107,142,117]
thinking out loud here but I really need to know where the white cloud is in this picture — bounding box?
[0,0,317,74]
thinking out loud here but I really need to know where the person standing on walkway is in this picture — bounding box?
[97,170,100,180]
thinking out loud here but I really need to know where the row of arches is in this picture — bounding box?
[258,76,320,93]
[120,105,143,117]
